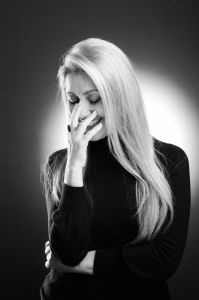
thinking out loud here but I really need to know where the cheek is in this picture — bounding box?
[97,104,104,117]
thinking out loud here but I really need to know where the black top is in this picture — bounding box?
[40,136,191,300]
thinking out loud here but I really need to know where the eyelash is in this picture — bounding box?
[67,97,101,105]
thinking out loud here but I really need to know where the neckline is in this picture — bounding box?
[88,134,109,151]
[89,134,108,143]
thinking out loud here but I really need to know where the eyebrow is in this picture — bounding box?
[66,89,98,95]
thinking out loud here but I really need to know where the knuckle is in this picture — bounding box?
[45,244,50,250]
[47,253,51,260]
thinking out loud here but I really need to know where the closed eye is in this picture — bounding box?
[67,96,101,105]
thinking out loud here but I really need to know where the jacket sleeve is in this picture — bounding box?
[93,148,191,280]
[45,151,92,266]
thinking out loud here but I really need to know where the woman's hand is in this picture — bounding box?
[44,241,96,275]
[67,102,102,170]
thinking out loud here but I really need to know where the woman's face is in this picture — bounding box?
[64,72,107,141]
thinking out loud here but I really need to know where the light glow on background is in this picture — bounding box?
[40,98,67,164]
[137,67,198,199]
[40,68,198,199]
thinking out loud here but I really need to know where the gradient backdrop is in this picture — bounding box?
[1,0,199,299]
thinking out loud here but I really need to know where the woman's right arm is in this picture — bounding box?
[46,152,92,267]
[46,102,102,267]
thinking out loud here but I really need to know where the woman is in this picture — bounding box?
[40,37,191,300]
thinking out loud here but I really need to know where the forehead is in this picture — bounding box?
[64,72,97,93]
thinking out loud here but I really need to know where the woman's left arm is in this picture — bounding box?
[45,240,96,275]
[92,148,191,280]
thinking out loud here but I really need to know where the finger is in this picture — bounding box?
[45,260,50,269]
[47,252,52,260]
[68,104,78,132]
[45,242,50,251]
[45,245,51,255]
[70,103,79,121]
[71,103,82,128]
[84,122,103,143]
[45,240,49,248]
[77,111,97,137]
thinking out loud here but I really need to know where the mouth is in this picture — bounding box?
[79,117,103,131]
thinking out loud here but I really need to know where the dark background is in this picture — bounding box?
[1,0,199,299]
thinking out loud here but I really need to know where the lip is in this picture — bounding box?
[86,117,103,131]
[79,117,102,123]
[90,117,102,123]
[87,117,102,126]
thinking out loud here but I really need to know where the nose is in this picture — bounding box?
[78,101,95,122]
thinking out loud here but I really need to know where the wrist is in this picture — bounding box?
[64,165,84,186]
[81,250,96,275]
[67,164,83,172]
[89,250,96,275]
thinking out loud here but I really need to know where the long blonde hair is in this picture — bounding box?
[41,37,174,243]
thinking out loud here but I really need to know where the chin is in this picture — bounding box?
[90,132,102,141]
[90,128,107,141]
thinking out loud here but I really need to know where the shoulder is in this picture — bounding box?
[153,137,189,174]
